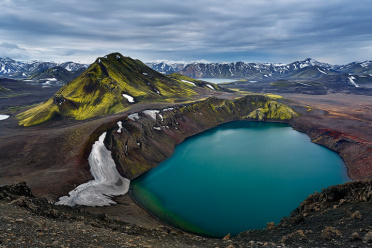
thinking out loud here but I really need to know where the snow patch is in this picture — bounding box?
[143,110,160,120]
[142,72,148,76]
[0,115,10,121]
[116,55,121,59]
[56,132,130,207]
[153,127,161,130]
[297,82,311,86]
[162,107,174,112]
[317,68,327,74]
[181,79,196,86]
[361,61,372,68]
[128,113,140,121]
[117,121,123,133]
[348,76,360,88]
[206,84,215,90]
[154,89,160,94]
[122,94,135,103]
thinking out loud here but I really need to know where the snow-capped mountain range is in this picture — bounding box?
[146,58,372,80]
[0,57,88,78]
[2,56,372,82]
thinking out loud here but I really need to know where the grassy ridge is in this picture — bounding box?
[0,86,13,97]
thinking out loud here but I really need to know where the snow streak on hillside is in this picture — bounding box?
[56,132,130,207]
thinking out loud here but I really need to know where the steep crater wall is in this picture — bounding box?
[87,93,372,184]
[102,95,297,179]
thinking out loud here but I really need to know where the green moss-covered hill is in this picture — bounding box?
[0,85,13,97]
[18,53,222,126]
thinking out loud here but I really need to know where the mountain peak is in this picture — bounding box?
[17,53,201,126]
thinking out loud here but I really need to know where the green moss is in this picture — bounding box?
[245,100,297,121]
[247,108,265,120]
[17,99,60,126]
[270,80,295,87]
[17,53,201,126]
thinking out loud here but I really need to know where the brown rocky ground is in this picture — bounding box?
[1,92,372,247]
[282,93,372,142]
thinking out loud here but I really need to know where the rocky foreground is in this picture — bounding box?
[1,181,371,248]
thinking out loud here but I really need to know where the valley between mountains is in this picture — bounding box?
[0,53,372,247]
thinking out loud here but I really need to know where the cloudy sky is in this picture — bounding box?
[0,0,371,64]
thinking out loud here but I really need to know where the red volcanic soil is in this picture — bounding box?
[283,93,372,180]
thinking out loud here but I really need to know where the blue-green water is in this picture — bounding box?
[130,121,349,237]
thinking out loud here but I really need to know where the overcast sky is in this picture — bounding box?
[0,0,371,64]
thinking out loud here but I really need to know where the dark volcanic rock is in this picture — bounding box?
[0,181,33,199]
[236,179,372,247]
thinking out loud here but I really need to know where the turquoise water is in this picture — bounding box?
[130,121,349,237]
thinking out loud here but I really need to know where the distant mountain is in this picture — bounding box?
[4,56,372,82]
[27,66,85,84]
[223,72,372,96]
[17,53,214,126]
[0,57,88,79]
[334,61,372,75]
[145,61,188,75]
[287,58,334,70]
[147,58,372,80]
[0,58,26,76]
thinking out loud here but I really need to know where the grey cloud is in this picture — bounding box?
[0,0,371,64]
[0,42,22,49]
[0,42,28,59]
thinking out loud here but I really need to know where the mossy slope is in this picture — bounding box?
[0,86,13,97]
[18,53,199,126]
